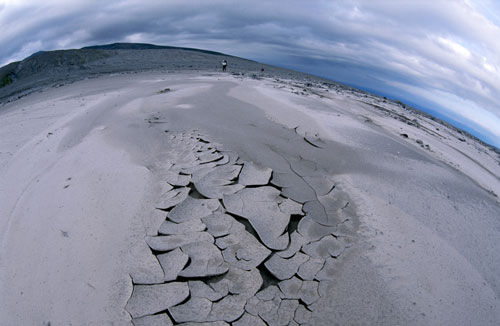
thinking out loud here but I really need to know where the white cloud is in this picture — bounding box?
[437,37,471,59]
[0,0,499,146]
[387,80,500,142]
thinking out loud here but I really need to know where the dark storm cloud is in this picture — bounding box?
[1,0,499,146]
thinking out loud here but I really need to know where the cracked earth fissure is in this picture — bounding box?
[125,129,357,325]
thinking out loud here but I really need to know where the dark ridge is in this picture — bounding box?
[82,42,227,56]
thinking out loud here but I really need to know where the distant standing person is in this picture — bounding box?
[222,59,227,72]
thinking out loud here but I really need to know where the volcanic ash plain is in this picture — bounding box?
[0,72,499,325]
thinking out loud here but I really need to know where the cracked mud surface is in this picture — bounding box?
[126,130,357,325]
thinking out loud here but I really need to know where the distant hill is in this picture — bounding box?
[0,43,324,102]
[82,43,226,56]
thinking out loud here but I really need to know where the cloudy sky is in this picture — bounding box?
[1,0,499,147]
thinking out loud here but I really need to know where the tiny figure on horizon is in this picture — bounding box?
[261,65,264,73]
[222,59,227,72]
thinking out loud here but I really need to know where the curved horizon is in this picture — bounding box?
[1,0,499,148]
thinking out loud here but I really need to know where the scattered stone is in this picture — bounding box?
[416,139,424,145]
[179,241,229,277]
[157,248,189,281]
[238,161,273,186]
[132,313,173,326]
[126,282,189,318]
[224,187,290,250]
[146,232,214,251]
[233,312,266,326]
[264,251,309,280]
[168,197,220,223]
[169,297,212,323]
[159,218,206,235]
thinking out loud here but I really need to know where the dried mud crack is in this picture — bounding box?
[126,129,359,325]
